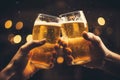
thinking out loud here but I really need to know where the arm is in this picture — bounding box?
[60,31,120,78]
[0,39,46,80]
[105,50,120,63]
[82,31,120,77]
[0,62,16,80]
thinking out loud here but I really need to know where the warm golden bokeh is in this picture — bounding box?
[57,56,64,64]
[8,34,15,44]
[16,21,24,30]
[97,17,105,26]
[26,34,33,42]
[106,27,113,35]
[5,20,13,29]
[13,35,22,44]
[93,27,101,36]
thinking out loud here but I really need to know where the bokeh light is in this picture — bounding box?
[97,17,105,26]
[8,33,15,44]
[5,20,13,29]
[93,27,102,36]
[57,56,64,64]
[13,35,22,44]
[106,27,113,35]
[16,21,23,30]
[26,34,33,42]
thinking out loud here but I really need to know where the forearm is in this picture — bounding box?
[106,50,120,63]
[0,63,26,80]
[0,63,15,80]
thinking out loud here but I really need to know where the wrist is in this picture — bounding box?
[23,61,39,79]
[0,62,27,80]
[99,49,114,70]
[105,50,120,64]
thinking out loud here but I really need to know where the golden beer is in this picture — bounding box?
[30,14,61,69]
[61,21,91,65]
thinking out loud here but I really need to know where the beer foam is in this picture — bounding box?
[59,11,87,23]
[34,21,61,27]
[61,20,84,23]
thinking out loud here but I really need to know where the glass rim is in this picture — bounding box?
[38,13,60,19]
[59,10,83,17]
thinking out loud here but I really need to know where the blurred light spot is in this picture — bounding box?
[8,34,15,44]
[56,0,66,8]
[18,10,21,14]
[106,27,113,35]
[26,34,33,42]
[93,27,101,36]
[57,56,64,64]
[13,35,22,44]
[16,1,19,4]
[16,21,23,30]
[97,17,105,26]
[5,20,12,29]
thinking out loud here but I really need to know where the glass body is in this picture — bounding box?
[30,14,61,69]
[60,11,91,65]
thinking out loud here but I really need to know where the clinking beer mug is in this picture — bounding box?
[29,14,61,69]
[59,11,91,65]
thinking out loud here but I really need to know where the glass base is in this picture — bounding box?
[31,60,53,69]
[71,57,91,65]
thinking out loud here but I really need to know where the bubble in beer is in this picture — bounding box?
[61,21,90,65]
[31,19,61,69]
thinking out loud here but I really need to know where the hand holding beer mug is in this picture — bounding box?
[30,14,61,69]
[60,11,91,65]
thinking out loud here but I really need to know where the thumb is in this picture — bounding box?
[20,39,46,53]
[82,31,97,42]
[82,31,102,46]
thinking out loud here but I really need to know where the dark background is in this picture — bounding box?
[0,0,120,80]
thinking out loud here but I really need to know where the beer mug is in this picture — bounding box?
[60,11,91,65]
[30,14,61,69]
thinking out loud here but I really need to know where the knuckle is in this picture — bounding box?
[19,46,26,52]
